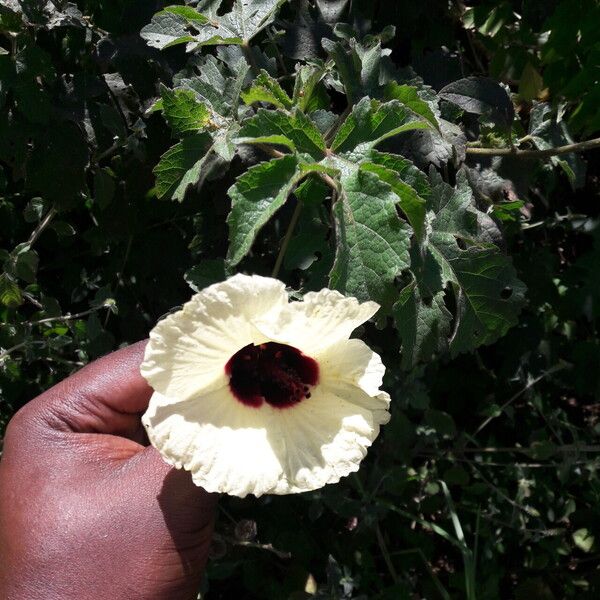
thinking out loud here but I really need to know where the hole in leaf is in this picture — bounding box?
[501,287,513,300]
[423,296,433,307]
[457,238,467,250]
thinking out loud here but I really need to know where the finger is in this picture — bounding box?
[22,340,153,437]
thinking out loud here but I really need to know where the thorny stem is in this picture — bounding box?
[271,200,303,278]
[466,136,600,158]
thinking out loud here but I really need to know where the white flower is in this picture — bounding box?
[141,273,390,497]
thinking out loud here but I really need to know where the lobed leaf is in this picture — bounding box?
[227,155,301,266]
[159,86,213,137]
[241,70,293,110]
[331,98,432,155]
[153,133,215,201]
[439,76,514,128]
[329,169,411,308]
[236,108,327,159]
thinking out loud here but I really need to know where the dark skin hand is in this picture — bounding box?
[0,341,217,600]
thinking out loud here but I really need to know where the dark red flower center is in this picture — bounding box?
[225,342,319,408]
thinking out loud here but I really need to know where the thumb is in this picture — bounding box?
[125,445,218,546]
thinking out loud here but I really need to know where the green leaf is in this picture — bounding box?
[394,280,452,369]
[418,172,526,357]
[292,64,327,112]
[185,259,227,292]
[360,161,427,241]
[366,150,431,199]
[14,249,39,284]
[143,0,285,50]
[241,70,292,109]
[0,273,22,308]
[424,409,456,438]
[322,38,383,104]
[94,168,115,210]
[227,155,301,266]
[236,108,326,159]
[162,5,209,25]
[140,11,198,50]
[159,86,213,137]
[154,133,214,201]
[384,82,440,130]
[573,529,595,553]
[329,169,411,307]
[443,245,526,354]
[331,98,432,155]
[439,76,514,128]
[178,54,250,118]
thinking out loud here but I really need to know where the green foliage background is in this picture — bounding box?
[2,0,600,598]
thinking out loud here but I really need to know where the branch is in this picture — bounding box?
[466,136,600,158]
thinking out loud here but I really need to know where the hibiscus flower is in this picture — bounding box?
[141,273,390,497]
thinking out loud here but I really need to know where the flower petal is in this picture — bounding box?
[256,288,380,355]
[142,381,390,497]
[141,274,287,401]
[317,338,385,396]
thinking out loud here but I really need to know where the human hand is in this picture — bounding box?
[0,341,217,600]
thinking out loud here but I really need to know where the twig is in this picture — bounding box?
[29,305,110,327]
[221,535,291,559]
[27,206,57,246]
[466,136,600,158]
[0,342,28,363]
[375,523,399,584]
[473,363,568,436]
[271,200,303,278]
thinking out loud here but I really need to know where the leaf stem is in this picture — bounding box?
[241,41,260,76]
[466,136,600,158]
[324,105,352,145]
[271,200,303,278]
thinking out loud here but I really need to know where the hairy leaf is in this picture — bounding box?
[331,98,432,155]
[322,38,386,103]
[402,172,526,360]
[160,86,213,137]
[394,280,452,369]
[329,168,411,307]
[154,133,214,201]
[227,155,300,266]
[439,76,514,128]
[236,108,326,159]
[384,82,440,130]
[0,273,22,308]
[241,70,292,109]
